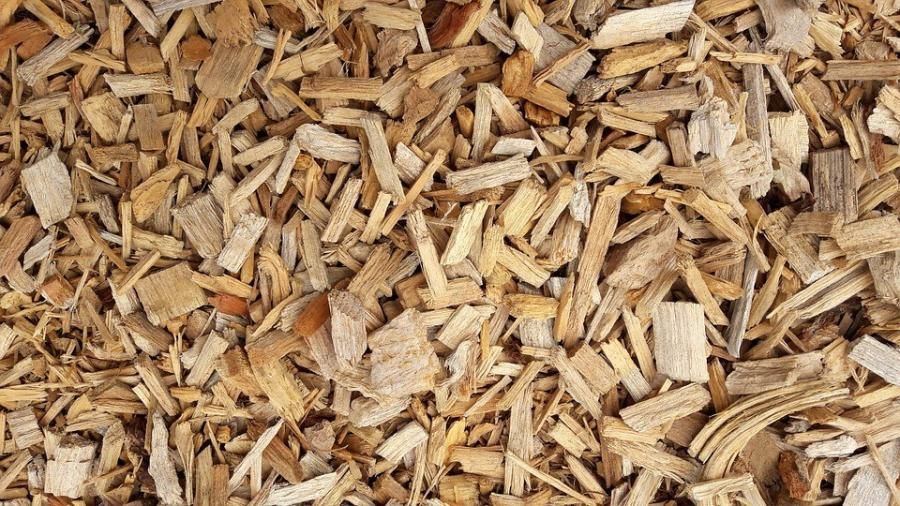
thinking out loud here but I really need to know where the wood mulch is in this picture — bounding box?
[0,0,899,504]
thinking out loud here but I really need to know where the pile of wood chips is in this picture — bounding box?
[4,0,900,503]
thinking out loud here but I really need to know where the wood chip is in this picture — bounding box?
[217,213,268,273]
[620,383,711,432]
[848,335,900,387]
[591,0,694,49]
[21,150,73,227]
[134,263,207,325]
[652,302,709,383]
[1,1,897,504]
[446,156,532,195]
[44,435,96,498]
